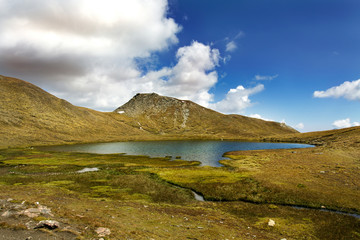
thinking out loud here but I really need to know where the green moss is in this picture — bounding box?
[33,216,48,222]
[45,180,75,186]
[146,166,249,184]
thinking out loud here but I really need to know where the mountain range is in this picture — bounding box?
[0,75,301,148]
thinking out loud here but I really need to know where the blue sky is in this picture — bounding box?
[166,0,360,132]
[0,0,359,132]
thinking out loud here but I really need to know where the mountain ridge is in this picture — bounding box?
[114,92,298,137]
[1,74,297,148]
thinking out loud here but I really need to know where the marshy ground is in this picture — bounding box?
[0,144,359,239]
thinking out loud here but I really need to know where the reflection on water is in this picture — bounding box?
[43,141,313,167]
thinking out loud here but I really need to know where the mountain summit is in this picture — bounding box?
[114,93,297,137]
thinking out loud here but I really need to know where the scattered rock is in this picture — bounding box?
[35,220,60,230]
[96,227,111,237]
[22,208,41,218]
[38,205,53,216]
[268,219,276,227]
[1,210,13,217]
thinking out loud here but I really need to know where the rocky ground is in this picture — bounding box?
[0,198,84,239]
[0,197,116,240]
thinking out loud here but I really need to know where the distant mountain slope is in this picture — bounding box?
[0,75,148,147]
[114,93,298,138]
[267,126,360,148]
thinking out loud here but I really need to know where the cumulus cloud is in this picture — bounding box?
[210,84,264,114]
[332,118,360,129]
[314,79,360,100]
[0,0,180,110]
[140,41,220,107]
[0,0,263,113]
[254,74,279,81]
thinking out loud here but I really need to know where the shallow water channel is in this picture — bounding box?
[43,140,313,167]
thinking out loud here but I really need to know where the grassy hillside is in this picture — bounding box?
[266,125,360,148]
[0,75,150,148]
[0,75,297,148]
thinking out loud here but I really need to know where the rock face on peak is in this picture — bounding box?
[115,93,189,118]
[114,93,298,138]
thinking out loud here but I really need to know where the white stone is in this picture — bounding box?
[268,219,276,227]
[1,210,12,217]
[96,227,111,237]
[77,167,99,173]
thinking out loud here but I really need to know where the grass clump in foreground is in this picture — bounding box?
[0,147,359,239]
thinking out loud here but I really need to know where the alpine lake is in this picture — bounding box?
[42,140,314,167]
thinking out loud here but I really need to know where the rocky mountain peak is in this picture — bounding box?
[114,93,191,117]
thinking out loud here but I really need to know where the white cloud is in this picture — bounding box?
[210,84,264,114]
[295,123,304,130]
[225,41,237,52]
[332,118,360,129]
[248,114,273,121]
[0,0,180,110]
[140,41,220,107]
[224,31,244,53]
[254,74,279,81]
[314,79,360,101]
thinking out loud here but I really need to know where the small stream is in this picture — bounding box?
[190,190,360,219]
[292,205,360,219]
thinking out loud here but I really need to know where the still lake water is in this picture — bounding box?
[43,141,313,167]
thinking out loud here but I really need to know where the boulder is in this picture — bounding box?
[35,220,60,230]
